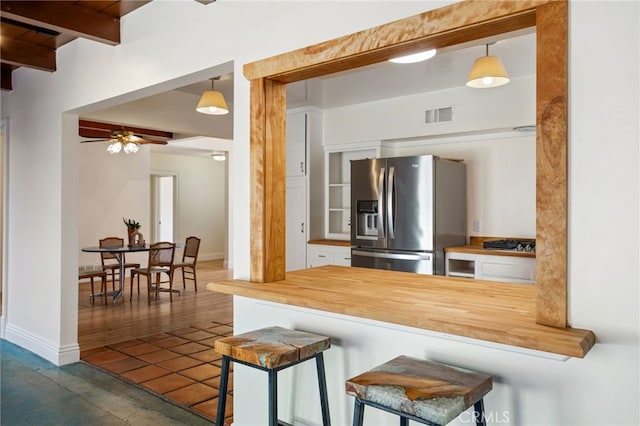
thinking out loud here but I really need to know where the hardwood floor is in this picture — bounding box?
[78,259,233,352]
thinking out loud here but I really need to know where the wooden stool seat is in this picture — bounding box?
[214,326,332,426]
[346,355,492,426]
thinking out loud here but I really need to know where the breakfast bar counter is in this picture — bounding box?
[207,265,595,358]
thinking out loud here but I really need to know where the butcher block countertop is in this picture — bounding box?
[207,266,595,358]
[445,245,536,258]
[308,239,351,247]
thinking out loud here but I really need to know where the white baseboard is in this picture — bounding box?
[199,252,225,262]
[4,322,80,366]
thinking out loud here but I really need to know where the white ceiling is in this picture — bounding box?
[82,29,536,156]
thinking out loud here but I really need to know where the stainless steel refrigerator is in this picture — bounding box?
[350,155,466,275]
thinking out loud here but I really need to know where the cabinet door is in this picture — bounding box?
[332,247,352,266]
[479,257,536,284]
[286,112,306,177]
[286,179,307,271]
[307,245,334,268]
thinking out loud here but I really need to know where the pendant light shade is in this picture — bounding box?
[466,44,510,88]
[196,77,229,115]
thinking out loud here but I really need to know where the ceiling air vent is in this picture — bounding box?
[425,106,454,124]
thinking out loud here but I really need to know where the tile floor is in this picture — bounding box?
[1,339,213,426]
[81,320,234,425]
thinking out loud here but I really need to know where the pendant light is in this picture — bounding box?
[466,44,510,88]
[196,76,229,115]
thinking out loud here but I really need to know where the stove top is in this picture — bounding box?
[483,239,536,253]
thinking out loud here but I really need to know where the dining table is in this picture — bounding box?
[81,245,150,304]
[81,243,183,304]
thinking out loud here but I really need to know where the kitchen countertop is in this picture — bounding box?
[445,245,536,258]
[308,239,351,247]
[207,265,594,358]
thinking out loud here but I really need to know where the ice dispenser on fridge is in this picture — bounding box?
[356,200,378,238]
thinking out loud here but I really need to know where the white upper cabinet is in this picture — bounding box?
[286,112,307,177]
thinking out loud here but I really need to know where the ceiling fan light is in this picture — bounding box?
[107,141,122,154]
[196,90,229,115]
[123,142,139,154]
[466,54,510,88]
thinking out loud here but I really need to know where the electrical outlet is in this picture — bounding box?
[473,219,481,232]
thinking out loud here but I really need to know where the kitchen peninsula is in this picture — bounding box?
[207,266,594,358]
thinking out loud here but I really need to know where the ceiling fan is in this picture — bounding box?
[79,121,170,154]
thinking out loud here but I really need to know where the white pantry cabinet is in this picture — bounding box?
[285,109,324,270]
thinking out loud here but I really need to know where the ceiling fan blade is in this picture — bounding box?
[80,139,111,143]
[136,139,168,145]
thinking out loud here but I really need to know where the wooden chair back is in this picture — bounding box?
[182,236,201,265]
[148,242,176,269]
[99,237,124,265]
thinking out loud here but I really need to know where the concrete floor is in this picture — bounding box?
[0,339,213,425]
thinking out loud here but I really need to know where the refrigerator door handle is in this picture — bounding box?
[378,167,385,238]
[387,166,395,240]
[352,250,431,261]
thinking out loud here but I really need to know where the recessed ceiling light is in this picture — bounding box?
[389,49,437,64]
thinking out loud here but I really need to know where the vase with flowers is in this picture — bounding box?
[123,217,143,247]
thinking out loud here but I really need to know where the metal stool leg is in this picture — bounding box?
[315,352,331,426]
[353,398,365,426]
[216,356,231,426]
[268,368,278,426]
[474,399,486,426]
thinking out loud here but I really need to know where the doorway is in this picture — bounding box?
[151,174,176,243]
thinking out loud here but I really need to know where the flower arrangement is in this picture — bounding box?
[122,218,141,229]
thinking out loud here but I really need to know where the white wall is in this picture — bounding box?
[0,0,434,364]
[150,152,227,261]
[323,76,535,145]
[78,142,151,269]
[392,134,536,238]
[77,147,226,270]
[0,1,638,425]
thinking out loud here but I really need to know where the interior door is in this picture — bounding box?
[286,177,307,271]
[151,175,175,243]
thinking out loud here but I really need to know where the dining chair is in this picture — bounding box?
[130,242,176,305]
[78,267,108,305]
[171,236,201,291]
[99,237,140,294]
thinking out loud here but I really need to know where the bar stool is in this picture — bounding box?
[214,326,332,426]
[346,355,492,426]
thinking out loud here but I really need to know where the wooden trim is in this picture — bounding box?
[250,79,287,282]
[535,1,568,327]
[245,0,571,330]
[249,79,266,282]
[244,1,542,83]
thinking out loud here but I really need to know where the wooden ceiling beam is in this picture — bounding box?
[1,64,13,91]
[79,120,174,140]
[0,35,56,71]
[0,1,120,46]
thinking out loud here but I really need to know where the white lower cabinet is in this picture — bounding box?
[307,244,351,268]
[446,251,536,284]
